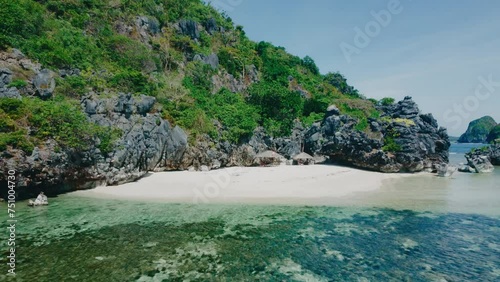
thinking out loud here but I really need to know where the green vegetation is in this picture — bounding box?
[486,124,500,144]
[469,146,490,154]
[0,0,390,148]
[382,128,402,152]
[380,117,415,127]
[8,79,28,88]
[337,99,380,131]
[379,97,395,106]
[0,98,121,153]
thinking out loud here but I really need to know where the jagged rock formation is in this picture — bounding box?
[459,144,499,173]
[458,116,497,143]
[1,93,188,199]
[178,123,304,171]
[305,97,450,172]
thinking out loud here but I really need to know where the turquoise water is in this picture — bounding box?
[1,144,499,281]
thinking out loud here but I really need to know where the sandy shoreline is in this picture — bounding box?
[73,165,413,205]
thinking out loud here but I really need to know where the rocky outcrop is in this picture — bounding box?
[211,65,259,93]
[33,69,56,99]
[0,68,21,99]
[461,144,500,173]
[460,144,499,173]
[193,53,219,69]
[178,123,304,171]
[436,164,457,177]
[305,97,450,173]
[0,93,188,199]
[178,19,199,40]
[458,116,497,143]
[463,154,494,173]
[204,18,218,34]
[490,144,500,165]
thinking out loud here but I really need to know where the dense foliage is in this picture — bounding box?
[1,0,390,151]
[0,98,121,153]
[486,124,500,144]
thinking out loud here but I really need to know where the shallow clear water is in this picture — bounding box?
[0,143,498,281]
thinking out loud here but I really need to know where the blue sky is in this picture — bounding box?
[212,0,500,136]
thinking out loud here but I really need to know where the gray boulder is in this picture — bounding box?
[178,19,199,40]
[490,145,500,165]
[136,95,156,115]
[194,53,219,69]
[304,97,450,173]
[0,68,13,88]
[464,144,499,172]
[465,152,494,173]
[436,164,457,177]
[136,16,160,35]
[33,69,56,99]
[0,87,21,99]
[204,18,218,34]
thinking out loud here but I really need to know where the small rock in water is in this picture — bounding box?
[143,242,158,248]
[95,256,104,261]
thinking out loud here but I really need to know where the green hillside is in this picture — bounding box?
[0,0,387,152]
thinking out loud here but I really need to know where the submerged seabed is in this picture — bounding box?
[1,196,499,281]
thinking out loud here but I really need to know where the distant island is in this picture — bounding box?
[458,116,498,143]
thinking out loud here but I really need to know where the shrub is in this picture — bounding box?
[248,82,303,136]
[22,20,100,69]
[301,56,319,75]
[379,97,395,106]
[218,47,244,78]
[104,34,158,72]
[0,130,34,153]
[382,129,402,152]
[0,98,24,117]
[109,69,151,94]
[0,0,44,49]
[55,76,87,97]
[26,97,95,149]
[95,127,122,155]
[0,111,16,132]
[8,79,28,88]
[212,89,259,143]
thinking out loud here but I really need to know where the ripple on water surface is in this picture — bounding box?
[1,195,499,281]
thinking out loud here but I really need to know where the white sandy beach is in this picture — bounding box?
[74,165,410,205]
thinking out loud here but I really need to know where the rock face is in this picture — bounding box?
[211,65,259,94]
[178,123,305,171]
[178,19,199,40]
[490,145,500,165]
[1,93,188,199]
[0,68,21,99]
[33,69,56,99]
[460,144,499,173]
[436,164,457,177]
[458,116,497,143]
[305,97,450,172]
[204,18,218,35]
[193,53,219,69]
